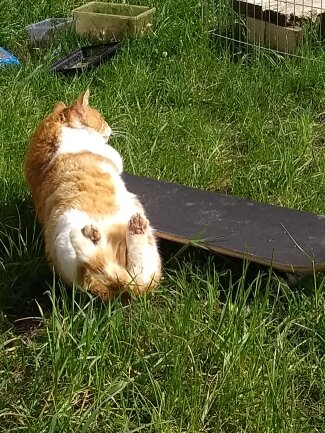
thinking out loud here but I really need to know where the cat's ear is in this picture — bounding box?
[73,89,90,113]
[53,101,66,113]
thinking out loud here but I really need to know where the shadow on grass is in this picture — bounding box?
[0,198,52,334]
[160,238,272,300]
[160,239,323,302]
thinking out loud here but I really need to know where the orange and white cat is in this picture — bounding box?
[24,90,161,300]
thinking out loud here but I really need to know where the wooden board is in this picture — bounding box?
[123,173,325,273]
[246,17,303,53]
[233,0,325,27]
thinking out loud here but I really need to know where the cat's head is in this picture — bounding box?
[53,89,112,141]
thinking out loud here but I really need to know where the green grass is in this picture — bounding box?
[0,0,325,431]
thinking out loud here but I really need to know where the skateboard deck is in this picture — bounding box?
[123,173,325,273]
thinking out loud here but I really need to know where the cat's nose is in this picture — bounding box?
[103,126,112,141]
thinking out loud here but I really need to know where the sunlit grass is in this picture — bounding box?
[0,0,324,431]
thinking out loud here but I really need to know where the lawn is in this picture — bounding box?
[0,0,325,431]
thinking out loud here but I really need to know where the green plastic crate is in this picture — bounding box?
[72,2,155,41]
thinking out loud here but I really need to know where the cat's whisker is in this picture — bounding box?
[111,131,127,138]
[111,129,137,141]
[111,128,127,135]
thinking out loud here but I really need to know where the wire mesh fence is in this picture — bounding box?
[211,0,325,59]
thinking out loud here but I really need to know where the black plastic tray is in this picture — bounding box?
[51,42,121,74]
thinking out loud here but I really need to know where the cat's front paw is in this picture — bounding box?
[81,224,101,245]
[128,213,148,235]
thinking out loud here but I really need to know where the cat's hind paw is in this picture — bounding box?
[128,213,148,235]
[81,224,101,245]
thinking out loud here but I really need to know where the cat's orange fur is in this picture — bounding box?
[24,90,161,300]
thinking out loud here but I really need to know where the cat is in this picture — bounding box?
[24,89,162,300]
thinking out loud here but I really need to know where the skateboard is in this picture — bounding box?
[123,173,325,273]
